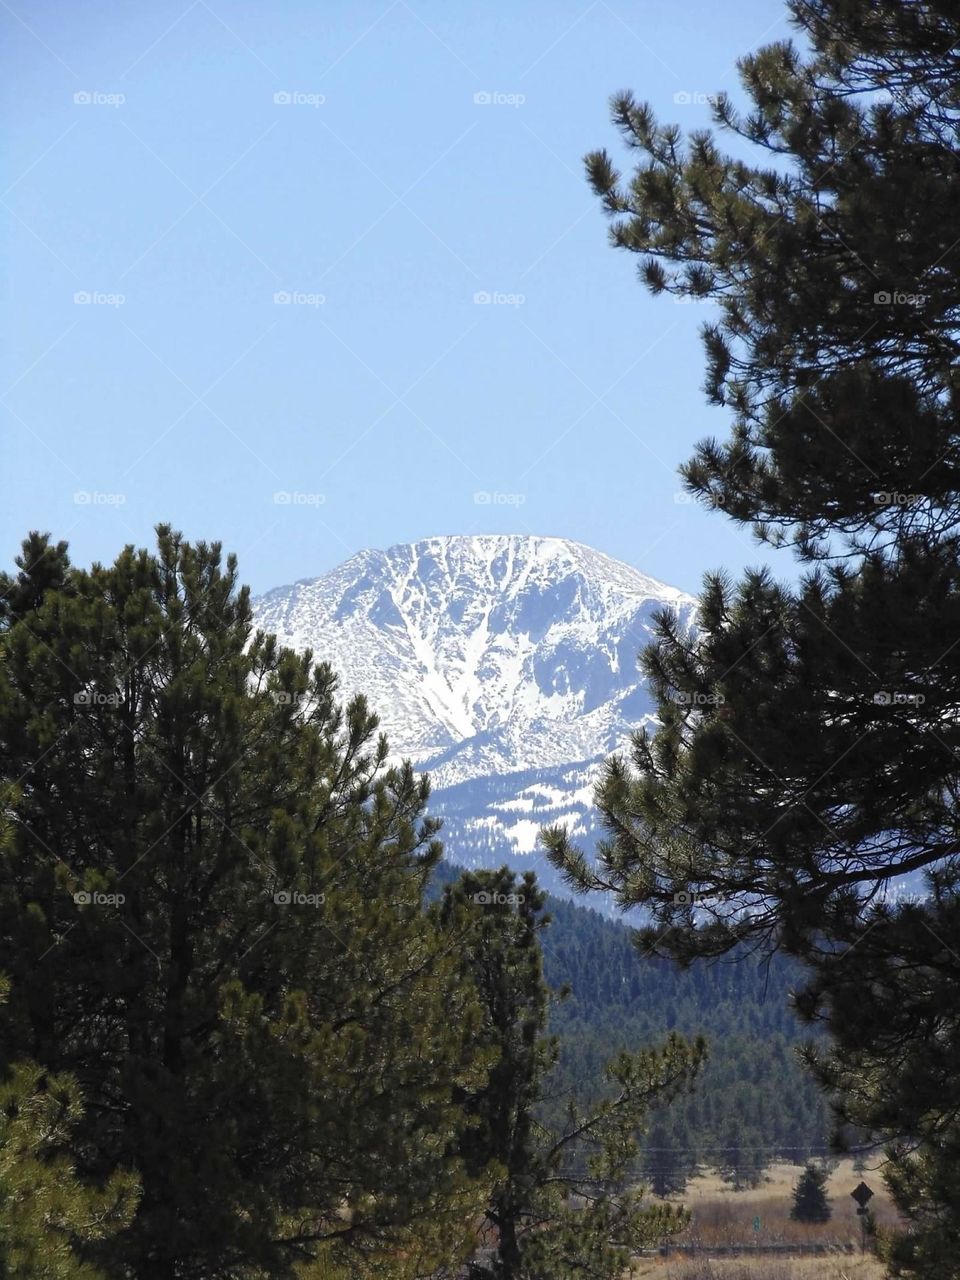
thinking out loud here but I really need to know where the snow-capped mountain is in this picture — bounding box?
[253,535,696,897]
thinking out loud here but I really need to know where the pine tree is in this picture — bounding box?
[0,529,491,1279]
[790,1164,832,1223]
[639,1118,694,1199]
[714,1120,766,1193]
[0,1053,139,1279]
[436,868,706,1279]
[542,3,960,1275]
[0,795,138,1280]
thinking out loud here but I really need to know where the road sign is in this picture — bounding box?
[852,1182,875,1254]
[753,1216,761,1233]
[851,1181,874,1209]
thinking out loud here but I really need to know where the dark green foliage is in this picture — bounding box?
[541,894,832,1169]
[884,1141,960,1277]
[433,864,835,1172]
[0,1056,139,1279]
[435,865,834,1182]
[0,529,490,1279]
[638,1118,695,1199]
[542,2,960,1275]
[0,958,138,1280]
[714,1120,766,1193]
[437,868,704,1279]
[0,523,840,1278]
[791,1164,832,1223]
[0,820,138,1280]
[580,3,960,565]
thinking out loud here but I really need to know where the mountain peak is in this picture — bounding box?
[253,536,696,888]
[267,533,691,609]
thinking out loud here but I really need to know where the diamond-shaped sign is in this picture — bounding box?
[851,1181,874,1208]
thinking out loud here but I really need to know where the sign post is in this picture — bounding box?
[851,1181,874,1254]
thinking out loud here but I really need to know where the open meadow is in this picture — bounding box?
[631,1258,887,1280]
[626,1158,899,1279]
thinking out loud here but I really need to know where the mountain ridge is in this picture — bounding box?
[252,534,697,895]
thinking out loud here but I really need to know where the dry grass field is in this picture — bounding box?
[624,1158,898,1279]
[629,1257,887,1280]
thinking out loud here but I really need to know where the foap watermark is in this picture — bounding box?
[473,891,525,906]
[273,890,325,906]
[669,690,725,707]
[270,690,303,707]
[473,290,525,308]
[474,490,525,506]
[874,491,921,506]
[74,291,125,307]
[473,90,525,107]
[74,688,123,708]
[273,90,325,107]
[673,91,718,106]
[74,90,125,108]
[674,490,725,508]
[274,290,325,307]
[873,691,926,707]
[74,490,126,506]
[273,490,325,506]
[873,290,926,307]
[74,890,125,906]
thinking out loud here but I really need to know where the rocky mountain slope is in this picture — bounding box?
[253,535,697,895]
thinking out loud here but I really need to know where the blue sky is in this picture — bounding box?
[3,0,791,596]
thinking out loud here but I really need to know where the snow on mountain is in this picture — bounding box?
[253,535,697,896]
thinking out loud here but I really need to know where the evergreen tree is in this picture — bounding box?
[638,1118,694,1199]
[543,3,960,1274]
[714,1120,766,1192]
[790,1164,832,1223]
[0,529,490,1279]
[0,1052,139,1279]
[436,868,705,1279]
[439,860,833,1194]
[0,817,138,1280]
[534,886,833,1160]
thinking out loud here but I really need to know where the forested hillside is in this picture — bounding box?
[433,863,833,1190]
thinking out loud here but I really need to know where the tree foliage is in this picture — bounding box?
[539,890,832,1169]
[436,868,704,1279]
[790,1163,832,1223]
[0,1053,138,1280]
[0,528,490,1278]
[544,3,960,1274]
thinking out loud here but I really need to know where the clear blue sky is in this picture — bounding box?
[3,0,791,596]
